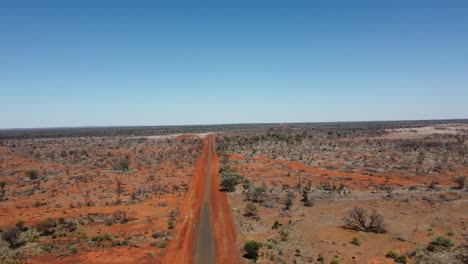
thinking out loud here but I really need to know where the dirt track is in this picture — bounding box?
[194,140,215,263]
[163,135,239,264]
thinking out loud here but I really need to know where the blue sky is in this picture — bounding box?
[1,1,467,128]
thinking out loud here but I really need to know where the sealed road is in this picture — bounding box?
[194,140,215,264]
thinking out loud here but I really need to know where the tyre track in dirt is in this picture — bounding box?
[163,134,239,264]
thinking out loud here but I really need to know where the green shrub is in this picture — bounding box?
[351,237,360,246]
[220,173,240,192]
[271,220,281,230]
[25,170,38,180]
[42,243,55,253]
[112,240,122,247]
[386,251,407,263]
[112,157,131,171]
[167,219,175,229]
[251,186,267,202]
[242,179,252,190]
[219,164,229,174]
[91,233,112,243]
[396,256,407,263]
[427,236,453,251]
[244,203,258,218]
[279,230,288,241]
[244,240,261,259]
[75,232,88,240]
[36,217,55,236]
[386,251,398,259]
[317,254,324,262]
[62,245,78,256]
[26,234,39,243]
[295,248,301,256]
[156,241,168,248]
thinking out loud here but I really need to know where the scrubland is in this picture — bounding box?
[0,134,202,263]
[1,121,467,263]
[216,123,467,263]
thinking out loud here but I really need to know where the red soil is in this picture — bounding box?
[1,137,201,263]
[230,154,462,190]
[27,248,158,264]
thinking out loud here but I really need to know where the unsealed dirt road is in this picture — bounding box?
[163,135,239,264]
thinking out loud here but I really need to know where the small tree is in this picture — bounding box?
[220,174,239,192]
[454,176,466,189]
[244,240,261,259]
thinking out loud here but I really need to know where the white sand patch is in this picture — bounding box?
[381,123,468,139]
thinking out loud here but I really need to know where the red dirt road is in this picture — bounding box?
[163,134,239,264]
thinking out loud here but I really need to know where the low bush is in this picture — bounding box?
[91,233,112,243]
[36,217,55,236]
[15,220,27,232]
[386,251,407,263]
[427,236,453,251]
[271,220,281,230]
[156,241,167,248]
[317,254,324,262]
[25,170,38,180]
[244,240,261,259]
[351,237,360,246]
[454,175,466,189]
[167,219,175,229]
[2,227,24,248]
[244,203,258,218]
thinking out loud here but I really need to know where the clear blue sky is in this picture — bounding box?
[1,1,467,128]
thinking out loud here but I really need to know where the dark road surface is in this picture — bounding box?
[194,141,215,264]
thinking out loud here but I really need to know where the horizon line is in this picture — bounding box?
[1,117,467,131]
